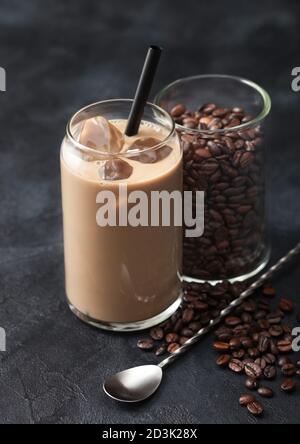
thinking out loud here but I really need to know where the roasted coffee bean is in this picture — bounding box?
[277,340,292,353]
[137,339,154,350]
[165,333,179,344]
[182,308,194,323]
[263,353,276,365]
[229,359,244,373]
[245,362,262,379]
[281,379,296,393]
[258,319,270,330]
[216,354,231,367]
[241,313,253,324]
[179,336,189,345]
[248,348,260,359]
[254,310,267,321]
[270,341,279,355]
[241,337,254,348]
[170,104,186,117]
[267,312,282,325]
[242,301,256,312]
[188,321,202,332]
[245,377,259,390]
[225,316,241,327]
[297,361,300,368]
[296,370,300,377]
[213,341,230,351]
[155,344,167,356]
[281,363,296,376]
[279,298,294,313]
[229,338,242,350]
[150,327,164,341]
[180,328,194,338]
[233,349,245,359]
[239,394,256,406]
[269,325,283,338]
[247,401,264,416]
[258,336,270,353]
[264,365,277,380]
[215,326,232,341]
[167,343,180,353]
[262,285,276,297]
[258,387,274,398]
[278,356,291,367]
[255,358,267,370]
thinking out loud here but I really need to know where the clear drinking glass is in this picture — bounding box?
[156,75,271,283]
[60,99,182,331]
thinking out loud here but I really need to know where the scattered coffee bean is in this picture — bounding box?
[213,341,230,351]
[216,354,231,367]
[150,327,164,341]
[239,394,256,406]
[278,356,291,367]
[137,339,154,350]
[167,343,180,354]
[165,333,179,344]
[229,359,244,373]
[263,353,276,365]
[170,103,186,118]
[245,377,259,390]
[255,358,267,370]
[230,338,242,350]
[262,285,276,297]
[281,379,296,393]
[279,298,294,313]
[247,401,264,416]
[258,387,274,398]
[277,340,292,353]
[264,365,277,380]
[225,316,241,327]
[155,344,167,356]
[269,325,283,337]
[245,362,262,379]
[281,363,296,376]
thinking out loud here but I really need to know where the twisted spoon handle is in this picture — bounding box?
[159,243,300,369]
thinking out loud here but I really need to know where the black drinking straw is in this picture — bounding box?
[125,45,162,137]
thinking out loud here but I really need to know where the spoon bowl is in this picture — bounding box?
[103,365,163,403]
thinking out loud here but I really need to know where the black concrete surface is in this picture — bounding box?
[0,0,299,424]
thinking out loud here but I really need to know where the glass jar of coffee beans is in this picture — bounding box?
[156,74,271,282]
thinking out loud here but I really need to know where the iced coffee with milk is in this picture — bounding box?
[61,100,182,330]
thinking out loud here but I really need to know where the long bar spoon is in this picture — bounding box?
[103,243,300,403]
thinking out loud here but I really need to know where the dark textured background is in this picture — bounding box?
[0,0,299,424]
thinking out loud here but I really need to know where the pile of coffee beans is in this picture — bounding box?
[171,103,266,281]
[137,280,246,355]
[213,283,299,416]
[137,282,299,418]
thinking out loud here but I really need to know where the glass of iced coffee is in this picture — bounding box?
[61,100,182,331]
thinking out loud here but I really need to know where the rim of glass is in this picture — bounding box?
[154,74,271,134]
[66,99,176,158]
